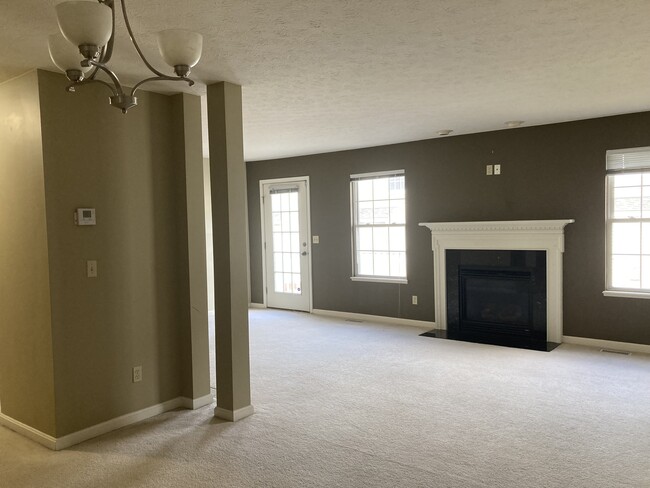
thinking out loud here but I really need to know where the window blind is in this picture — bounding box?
[269,186,298,194]
[350,170,404,181]
[606,147,650,173]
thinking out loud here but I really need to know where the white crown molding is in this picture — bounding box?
[214,404,255,422]
[419,220,574,343]
[312,309,434,329]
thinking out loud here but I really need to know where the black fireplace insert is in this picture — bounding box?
[445,249,552,351]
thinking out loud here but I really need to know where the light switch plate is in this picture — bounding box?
[87,260,97,278]
[312,235,320,244]
[486,165,493,176]
[494,164,501,175]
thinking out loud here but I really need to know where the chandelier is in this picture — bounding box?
[48,0,203,113]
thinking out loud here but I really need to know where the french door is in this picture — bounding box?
[261,178,311,311]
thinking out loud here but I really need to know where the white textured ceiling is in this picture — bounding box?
[2,1,650,161]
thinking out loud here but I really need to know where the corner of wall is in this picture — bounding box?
[0,69,57,436]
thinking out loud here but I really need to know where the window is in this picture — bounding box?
[350,170,406,282]
[605,147,650,296]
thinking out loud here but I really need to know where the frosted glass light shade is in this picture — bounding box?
[157,30,203,68]
[48,33,91,72]
[56,1,112,48]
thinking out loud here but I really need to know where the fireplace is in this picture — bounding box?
[419,220,574,349]
[446,250,548,349]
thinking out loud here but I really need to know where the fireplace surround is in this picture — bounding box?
[419,220,574,345]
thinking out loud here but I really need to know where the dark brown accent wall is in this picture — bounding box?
[248,111,650,346]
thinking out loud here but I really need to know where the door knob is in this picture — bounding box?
[301,251,308,256]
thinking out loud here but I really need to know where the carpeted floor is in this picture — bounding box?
[1,309,649,487]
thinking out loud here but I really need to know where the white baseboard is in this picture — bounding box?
[0,412,57,450]
[214,404,255,422]
[1,394,216,451]
[563,335,650,354]
[180,393,214,410]
[55,397,188,450]
[248,303,266,309]
[312,309,435,329]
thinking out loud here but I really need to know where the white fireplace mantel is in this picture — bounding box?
[419,220,574,343]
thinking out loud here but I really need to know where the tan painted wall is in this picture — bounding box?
[0,71,57,435]
[37,70,193,436]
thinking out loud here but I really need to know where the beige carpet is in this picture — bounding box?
[1,309,649,487]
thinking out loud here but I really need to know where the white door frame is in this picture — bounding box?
[259,176,313,312]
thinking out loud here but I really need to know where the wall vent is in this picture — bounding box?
[600,348,631,356]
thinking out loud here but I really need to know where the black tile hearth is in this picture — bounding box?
[419,328,559,352]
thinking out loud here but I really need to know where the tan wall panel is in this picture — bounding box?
[37,70,191,436]
[0,71,57,435]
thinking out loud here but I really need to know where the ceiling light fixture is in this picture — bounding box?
[48,0,202,113]
[504,120,524,128]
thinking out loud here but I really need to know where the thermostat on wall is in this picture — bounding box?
[74,208,96,226]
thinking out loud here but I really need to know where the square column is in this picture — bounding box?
[207,82,253,421]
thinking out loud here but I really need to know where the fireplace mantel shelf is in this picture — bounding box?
[419,219,574,343]
[419,220,574,234]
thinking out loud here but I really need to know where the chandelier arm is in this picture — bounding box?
[89,78,119,96]
[130,76,195,97]
[119,0,168,78]
[88,46,105,81]
[98,0,116,65]
[64,78,119,97]
[85,60,126,97]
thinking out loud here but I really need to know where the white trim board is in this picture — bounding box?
[214,404,255,422]
[312,309,434,329]
[0,412,57,450]
[181,393,215,410]
[249,303,267,309]
[563,336,650,355]
[0,395,214,451]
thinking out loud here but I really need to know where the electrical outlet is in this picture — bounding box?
[133,366,142,383]
[486,165,493,176]
[87,260,97,278]
[494,164,501,175]
[412,295,418,305]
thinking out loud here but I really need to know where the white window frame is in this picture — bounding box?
[603,147,650,299]
[350,170,407,284]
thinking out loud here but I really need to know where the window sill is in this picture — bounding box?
[603,290,650,300]
[350,276,408,285]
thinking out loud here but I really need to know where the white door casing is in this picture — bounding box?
[261,178,312,311]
